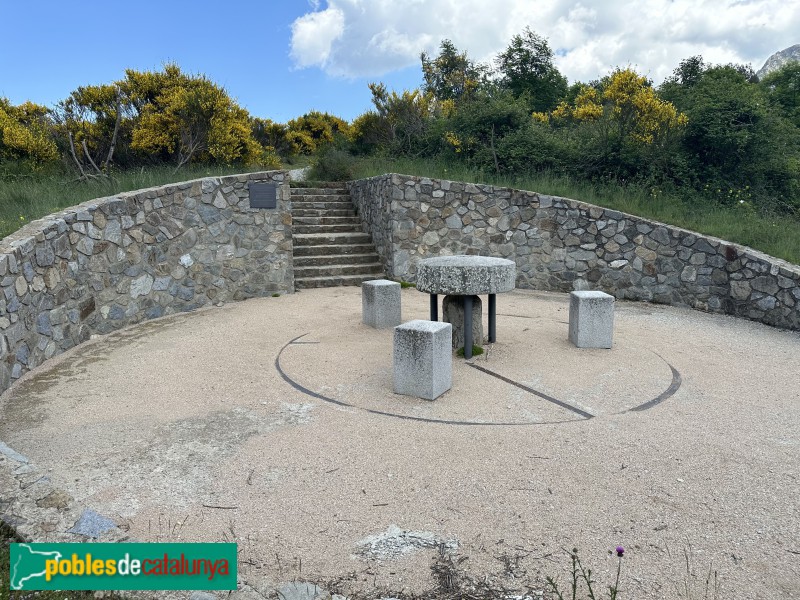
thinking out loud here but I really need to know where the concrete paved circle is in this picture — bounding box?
[1,287,798,598]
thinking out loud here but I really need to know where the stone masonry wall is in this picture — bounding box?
[348,173,800,331]
[0,171,292,394]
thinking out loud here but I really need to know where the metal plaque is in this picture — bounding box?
[248,182,279,209]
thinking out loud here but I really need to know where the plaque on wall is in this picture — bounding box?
[248,182,279,209]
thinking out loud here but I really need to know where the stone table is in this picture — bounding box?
[416,256,516,358]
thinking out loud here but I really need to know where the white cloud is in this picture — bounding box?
[290,5,346,69]
[289,0,800,83]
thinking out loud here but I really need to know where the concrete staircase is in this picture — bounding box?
[291,185,385,289]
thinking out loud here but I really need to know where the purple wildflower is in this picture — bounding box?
[616,546,625,557]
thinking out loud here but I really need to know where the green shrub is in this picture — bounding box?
[309,147,357,181]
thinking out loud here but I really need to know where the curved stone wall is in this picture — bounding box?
[349,173,800,331]
[0,171,292,394]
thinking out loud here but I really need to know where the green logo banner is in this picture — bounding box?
[9,543,237,590]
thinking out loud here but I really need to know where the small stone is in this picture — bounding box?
[445,214,462,229]
[36,312,52,336]
[104,220,123,245]
[190,593,220,600]
[680,266,697,283]
[275,582,330,600]
[14,276,27,296]
[130,274,154,298]
[756,295,777,311]
[730,280,751,300]
[35,245,55,267]
[635,246,657,262]
[37,488,73,509]
[751,276,779,296]
[76,237,94,255]
[67,509,117,538]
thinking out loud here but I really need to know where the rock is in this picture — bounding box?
[14,276,27,296]
[67,508,117,538]
[756,295,777,311]
[36,489,73,509]
[36,312,52,336]
[751,276,779,296]
[130,274,154,298]
[35,245,55,267]
[443,294,483,350]
[190,592,220,600]
[0,440,29,463]
[730,280,752,301]
[445,214,462,229]
[275,582,331,600]
[757,44,800,79]
[680,266,697,283]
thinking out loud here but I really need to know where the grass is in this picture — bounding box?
[456,345,484,358]
[0,163,269,240]
[2,157,798,264]
[351,156,800,265]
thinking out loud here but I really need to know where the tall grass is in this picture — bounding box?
[2,158,798,265]
[0,164,265,240]
[351,156,800,265]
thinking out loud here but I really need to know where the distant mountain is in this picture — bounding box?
[757,44,800,79]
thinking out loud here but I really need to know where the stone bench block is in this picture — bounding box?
[569,290,615,348]
[362,279,401,328]
[393,320,452,400]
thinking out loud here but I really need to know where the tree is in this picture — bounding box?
[251,117,293,157]
[441,89,530,173]
[535,69,688,180]
[495,28,567,112]
[128,65,263,169]
[421,40,487,103]
[54,83,127,178]
[0,98,58,165]
[661,63,799,210]
[760,62,800,128]
[364,83,435,155]
[285,111,351,155]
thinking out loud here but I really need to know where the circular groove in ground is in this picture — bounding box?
[275,334,682,426]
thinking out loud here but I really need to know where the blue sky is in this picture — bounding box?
[2,0,798,123]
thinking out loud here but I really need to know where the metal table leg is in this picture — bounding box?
[488,293,496,343]
[430,294,438,321]
[463,295,473,359]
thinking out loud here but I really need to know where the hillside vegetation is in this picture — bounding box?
[1,32,798,262]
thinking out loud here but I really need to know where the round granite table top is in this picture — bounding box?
[415,255,516,295]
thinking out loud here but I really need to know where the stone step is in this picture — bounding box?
[293,232,372,246]
[293,215,361,226]
[292,207,355,218]
[295,274,384,289]
[293,243,379,257]
[293,253,381,267]
[291,194,352,203]
[293,223,363,234]
[291,187,348,195]
[294,263,384,278]
[291,201,354,211]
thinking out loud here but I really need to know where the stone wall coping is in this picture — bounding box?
[0,170,287,252]
[367,172,800,277]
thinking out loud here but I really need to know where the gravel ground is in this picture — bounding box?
[1,287,798,599]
